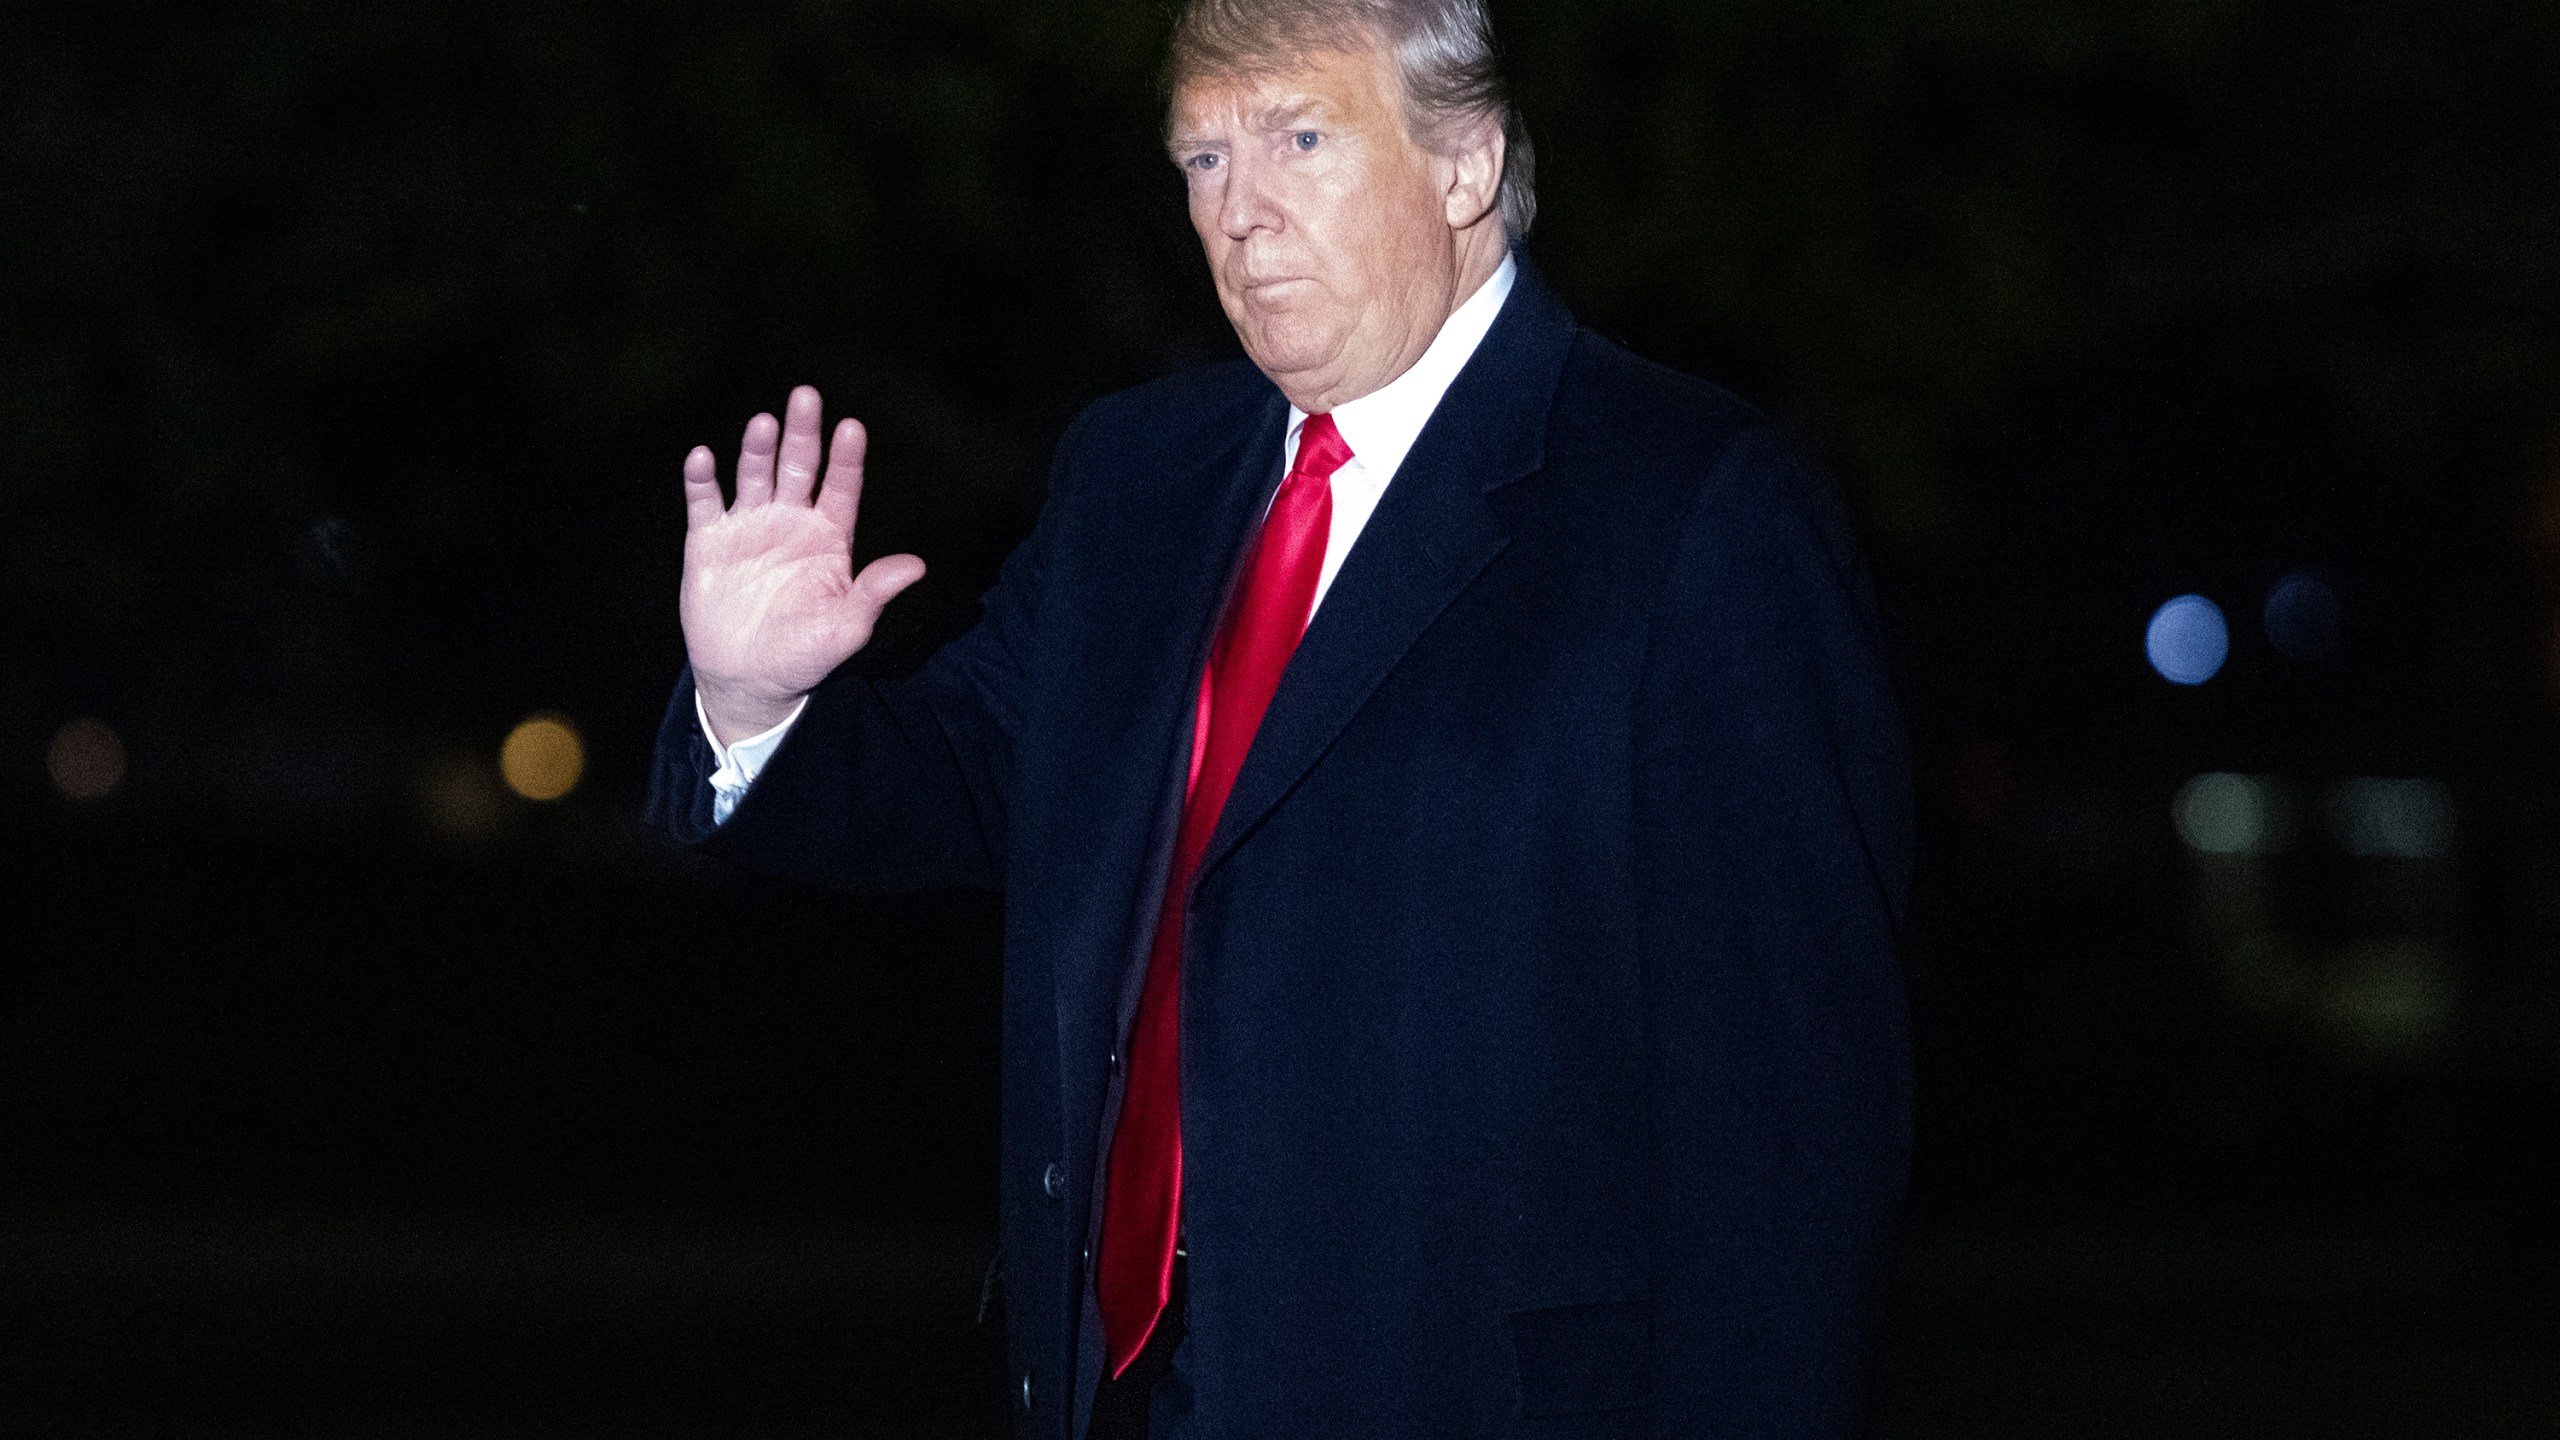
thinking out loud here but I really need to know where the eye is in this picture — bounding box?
[1182,151,1221,174]
[1292,130,1320,152]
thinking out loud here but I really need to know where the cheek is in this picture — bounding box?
[1324,173,1432,267]
[1307,187,1389,286]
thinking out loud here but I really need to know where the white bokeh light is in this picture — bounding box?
[2176,773,2280,854]
[2326,778,2451,859]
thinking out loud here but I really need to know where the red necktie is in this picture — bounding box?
[1096,411,1354,1375]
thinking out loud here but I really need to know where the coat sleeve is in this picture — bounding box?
[642,405,1095,894]
[1631,422,1914,1437]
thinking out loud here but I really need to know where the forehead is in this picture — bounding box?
[1167,45,1403,137]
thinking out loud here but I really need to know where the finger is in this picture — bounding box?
[734,411,780,507]
[814,417,868,535]
[682,445,725,530]
[775,385,825,505]
[850,553,928,618]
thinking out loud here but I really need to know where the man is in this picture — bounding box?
[649,1,1911,1435]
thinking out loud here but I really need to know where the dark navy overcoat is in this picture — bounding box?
[649,261,1912,1439]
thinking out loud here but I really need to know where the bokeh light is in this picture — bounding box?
[2175,772,2282,854]
[499,714,586,802]
[2321,940,2456,1062]
[2263,569,2342,660]
[2146,594,2229,685]
[46,718,126,800]
[2325,777,2452,859]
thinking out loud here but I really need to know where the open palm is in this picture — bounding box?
[680,386,925,743]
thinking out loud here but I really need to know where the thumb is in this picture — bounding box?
[850,553,928,618]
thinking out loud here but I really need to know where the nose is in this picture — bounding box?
[1216,147,1282,241]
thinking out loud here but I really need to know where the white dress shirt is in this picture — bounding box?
[701,255,1519,823]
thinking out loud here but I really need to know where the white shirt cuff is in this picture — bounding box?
[697,692,808,825]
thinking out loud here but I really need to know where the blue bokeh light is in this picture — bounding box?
[2146,594,2229,685]
[2264,569,2342,661]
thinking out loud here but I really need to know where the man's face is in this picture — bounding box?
[1169,45,1470,413]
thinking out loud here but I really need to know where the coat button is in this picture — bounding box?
[1042,1162,1067,1200]
[1020,1368,1035,1410]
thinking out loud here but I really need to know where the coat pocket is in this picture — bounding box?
[1507,1297,1650,1417]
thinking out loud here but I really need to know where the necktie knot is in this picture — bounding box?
[1293,411,1353,484]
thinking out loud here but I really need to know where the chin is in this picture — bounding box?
[1233,310,1345,388]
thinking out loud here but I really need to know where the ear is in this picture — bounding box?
[1440,114,1506,231]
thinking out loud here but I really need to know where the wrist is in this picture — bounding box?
[694,677,805,747]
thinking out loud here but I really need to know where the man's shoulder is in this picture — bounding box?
[1059,356,1276,468]
[1552,329,1777,475]
[1547,330,1859,563]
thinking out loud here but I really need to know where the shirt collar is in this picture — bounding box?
[1286,254,1518,480]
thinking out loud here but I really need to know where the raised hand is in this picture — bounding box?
[680,386,926,745]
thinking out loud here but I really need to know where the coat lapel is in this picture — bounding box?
[1052,387,1288,1094]
[1196,258,1579,884]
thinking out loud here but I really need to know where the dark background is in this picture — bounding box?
[6,0,2558,1434]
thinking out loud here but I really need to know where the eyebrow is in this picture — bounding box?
[1247,98,1328,130]
[1167,94,1337,152]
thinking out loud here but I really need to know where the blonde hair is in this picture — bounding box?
[1168,0,1536,236]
